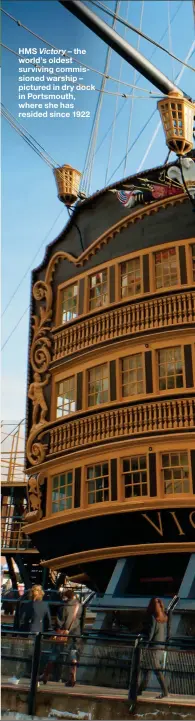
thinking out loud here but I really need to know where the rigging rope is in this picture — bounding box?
[124,0,144,176]
[137,39,195,173]
[105,0,129,186]
[82,0,185,183]
[107,38,195,183]
[82,0,120,196]
[0,11,158,93]
[1,106,55,168]
[167,0,174,82]
[91,0,195,73]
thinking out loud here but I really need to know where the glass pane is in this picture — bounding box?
[131,457,138,471]
[140,456,146,469]
[52,477,58,489]
[164,482,172,494]
[180,453,188,465]
[162,455,169,467]
[95,465,101,477]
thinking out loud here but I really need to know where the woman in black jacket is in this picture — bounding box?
[138,598,168,698]
[19,585,52,633]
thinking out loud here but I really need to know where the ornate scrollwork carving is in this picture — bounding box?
[26,424,48,466]
[26,473,46,522]
[27,277,53,464]
[30,280,52,375]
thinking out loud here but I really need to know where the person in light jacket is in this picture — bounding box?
[57,588,82,686]
[137,598,169,698]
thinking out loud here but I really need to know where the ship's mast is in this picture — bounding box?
[59,0,194,159]
[60,0,187,98]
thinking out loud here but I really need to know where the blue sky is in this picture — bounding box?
[1,0,194,421]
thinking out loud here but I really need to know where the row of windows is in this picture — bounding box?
[51,450,193,513]
[56,344,193,417]
[59,243,195,326]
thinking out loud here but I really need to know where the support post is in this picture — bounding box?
[171,554,195,636]
[6,555,18,591]
[128,636,142,712]
[28,633,41,716]
[14,554,32,589]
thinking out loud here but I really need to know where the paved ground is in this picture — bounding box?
[2,677,195,707]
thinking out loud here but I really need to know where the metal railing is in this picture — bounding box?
[1,625,195,717]
[1,515,33,550]
[128,636,195,711]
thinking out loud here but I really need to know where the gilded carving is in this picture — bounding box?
[26,424,48,466]
[26,473,45,522]
[30,280,52,374]
[28,372,50,426]
[45,251,77,284]
[27,279,52,465]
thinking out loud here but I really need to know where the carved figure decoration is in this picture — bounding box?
[115,157,195,209]
[167,157,195,197]
[26,278,53,465]
[25,473,45,522]
[28,372,50,427]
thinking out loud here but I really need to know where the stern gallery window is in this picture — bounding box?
[191,243,195,282]
[61,283,78,323]
[121,354,144,397]
[52,471,73,513]
[158,346,183,390]
[120,257,141,298]
[89,269,108,310]
[86,463,109,504]
[161,452,190,494]
[56,376,76,417]
[155,247,178,289]
[122,455,148,498]
[88,363,109,406]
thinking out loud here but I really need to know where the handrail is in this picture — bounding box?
[52,288,195,361]
[2,629,195,716]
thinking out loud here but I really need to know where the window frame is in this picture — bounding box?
[55,374,76,419]
[121,453,149,502]
[87,267,109,312]
[119,351,146,400]
[118,255,143,301]
[159,449,192,497]
[153,245,180,292]
[157,344,185,394]
[50,468,75,515]
[56,279,79,327]
[87,361,110,410]
[84,460,111,507]
[190,242,195,284]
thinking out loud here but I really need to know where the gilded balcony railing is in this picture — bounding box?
[48,397,195,455]
[52,290,195,361]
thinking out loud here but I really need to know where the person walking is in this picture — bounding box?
[57,588,82,687]
[137,598,169,698]
[40,588,82,686]
[19,584,52,633]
